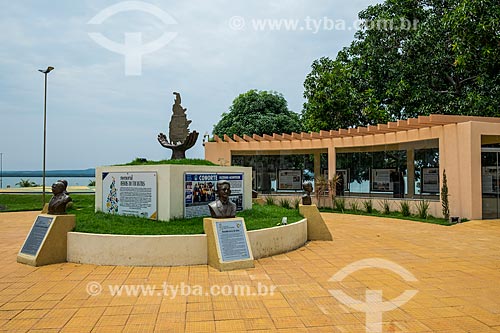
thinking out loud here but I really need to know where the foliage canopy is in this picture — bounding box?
[213,90,303,138]
[302,0,500,131]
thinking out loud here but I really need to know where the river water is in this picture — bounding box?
[0,176,96,189]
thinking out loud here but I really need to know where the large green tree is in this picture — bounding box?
[302,0,500,131]
[213,90,303,138]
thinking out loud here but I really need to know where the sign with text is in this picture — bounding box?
[421,167,439,193]
[215,219,251,262]
[278,169,302,190]
[371,169,395,192]
[184,173,243,218]
[20,216,53,256]
[102,172,157,219]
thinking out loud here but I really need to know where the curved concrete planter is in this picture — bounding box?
[67,218,307,266]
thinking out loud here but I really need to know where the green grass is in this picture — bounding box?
[0,194,303,235]
[319,207,452,225]
[117,158,216,166]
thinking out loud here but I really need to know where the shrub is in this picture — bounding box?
[265,196,275,206]
[363,200,373,213]
[88,180,96,186]
[349,200,360,212]
[400,200,411,217]
[16,179,38,187]
[381,199,391,215]
[278,198,291,209]
[416,200,430,219]
[441,169,450,220]
[334,197,345,212]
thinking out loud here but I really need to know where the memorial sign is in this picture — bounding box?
[20,216,53,256]
[278,169,302,190]
[203,217,254,271]
[215,220,251,261]
[421,167,439,193]
[371,169,395,192]
[102,171,158,219]
[17,214,75,267]
[184,172,243,218]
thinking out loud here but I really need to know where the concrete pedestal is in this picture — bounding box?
[299,204,333,241]
[203,217,254,271]
[17,214,75,267]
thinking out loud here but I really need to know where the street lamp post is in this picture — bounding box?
[39,66,54,206]
[0,152,3,189]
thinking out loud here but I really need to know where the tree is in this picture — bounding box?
[301,0,500,132]
[213,90,303,138]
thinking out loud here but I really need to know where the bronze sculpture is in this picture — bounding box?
[302,181,312,205]
[48,180,72,215]
[208,181,237,218]
[158,92,199,159]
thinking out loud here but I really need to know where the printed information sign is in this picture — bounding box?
[215,219,251,262]
[421,167,439,193]
[278,169,302,190]
[371,169,395,192]
[102,172,157,219]
[184,173,243,218]
[20,216,53,256]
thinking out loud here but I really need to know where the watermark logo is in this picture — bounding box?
[228,16,418,33]
[86,281,276,299]
[329,258,418,333]
[88,1,178,75]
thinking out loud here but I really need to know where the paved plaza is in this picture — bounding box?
[0,211,499,332]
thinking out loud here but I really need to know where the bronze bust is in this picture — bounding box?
[48,181,72,215]
[302,181,313,205]
[208,181,237,218]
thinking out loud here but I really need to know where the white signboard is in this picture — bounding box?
[278,170,302,190]
[371,169,395,192]
[102,172,157,219]
[421,167,439,193]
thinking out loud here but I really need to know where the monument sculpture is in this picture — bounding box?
[302,181,312,205]
[158,92,199,159]
[48,180,72,215]
[208,181,237,218]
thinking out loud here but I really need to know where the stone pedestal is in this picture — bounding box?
[17,214,75,267]
[203,217,254,271]
[299,204,333,241]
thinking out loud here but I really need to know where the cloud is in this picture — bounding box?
[0,0,379,170]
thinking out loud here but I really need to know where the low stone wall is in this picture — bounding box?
[247,219,307,259]
[67,219,307,266]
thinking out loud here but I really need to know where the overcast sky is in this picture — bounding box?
[1,0,380,171]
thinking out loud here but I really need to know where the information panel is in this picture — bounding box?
[421,167,439,193]
[20,216,53,256]
[278,170,302,190]
[215,219,251,262]
[184,173,243,218]
[371,169,395,192]
[102,172,157,219]
[482,166,499,194]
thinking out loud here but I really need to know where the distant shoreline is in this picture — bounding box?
[1,169,95,177]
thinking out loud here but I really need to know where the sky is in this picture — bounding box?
[1,0,380,171]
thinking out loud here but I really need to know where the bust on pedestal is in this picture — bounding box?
[208,181,236,218]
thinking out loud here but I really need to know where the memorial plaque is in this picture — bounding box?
[215,219,251,262]
[20,216,53,256]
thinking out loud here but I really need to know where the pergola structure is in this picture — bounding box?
[205,115,500,219]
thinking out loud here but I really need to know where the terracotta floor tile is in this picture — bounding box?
[1,211,500,332]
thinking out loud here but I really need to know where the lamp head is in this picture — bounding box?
[38,66,55,74]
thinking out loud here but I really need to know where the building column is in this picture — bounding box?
[407,148,415,198]
[313,152,321,180]
[327,146,336,180]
